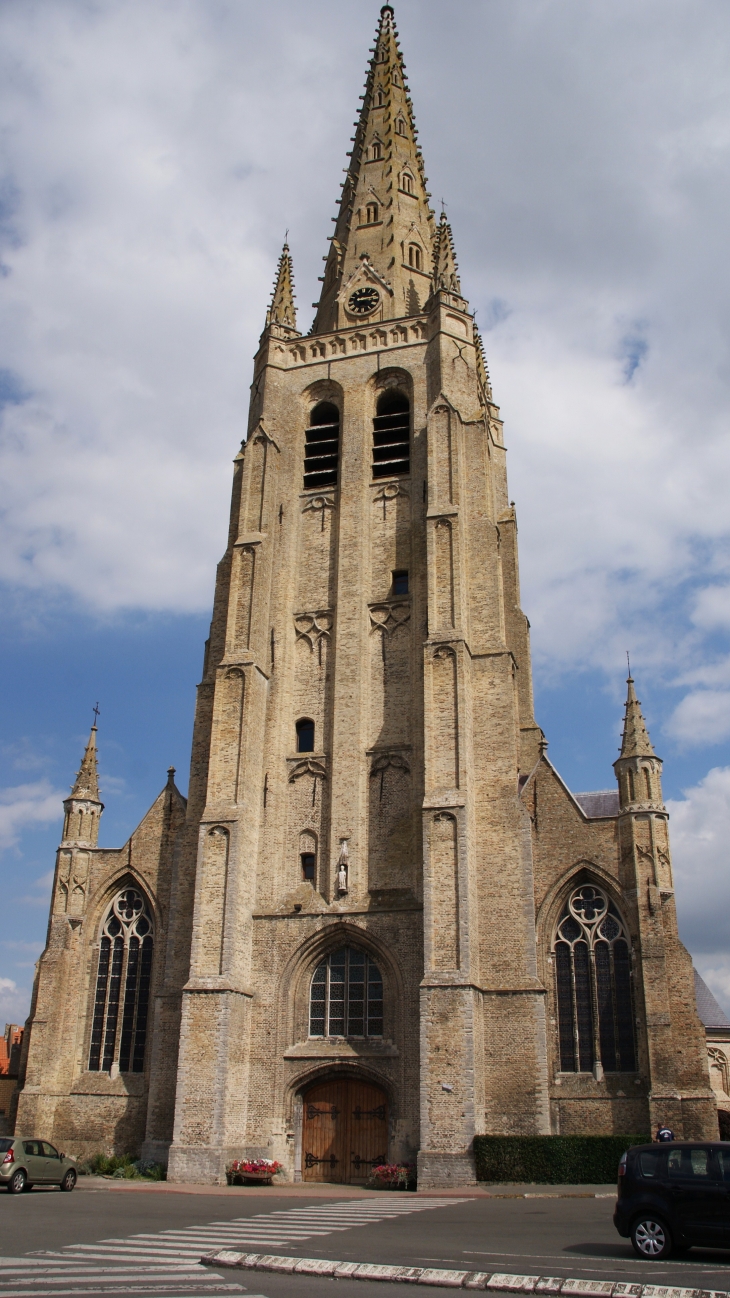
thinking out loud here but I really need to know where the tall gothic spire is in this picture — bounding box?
[312,4,436,333]
[266,241,298,332]
[70,725,101,800]
[619,676,657,759]
[432,210,462,296]
[62,723,104,847]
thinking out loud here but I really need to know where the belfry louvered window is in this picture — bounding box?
[309,947,383,1038]
[304,401,340,490]
[372,391,410,478]
[88,887,154,1073]
[554,884,636,1074]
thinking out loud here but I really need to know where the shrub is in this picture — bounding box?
[78,1152,166,1180]
[473,1135,649,1184]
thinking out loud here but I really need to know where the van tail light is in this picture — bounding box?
[618,1153,628,1177]
[2,1149,14,1165]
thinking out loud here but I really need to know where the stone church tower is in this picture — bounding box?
[15,4,717,1185]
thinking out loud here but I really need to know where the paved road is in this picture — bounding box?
[4,1182,730,1297]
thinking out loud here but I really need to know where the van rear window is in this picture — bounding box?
[639,1151,662,1178]
[0,1138,13,1152]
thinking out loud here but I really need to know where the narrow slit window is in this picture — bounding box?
[371,140,383,161]
[296,718,315,752]
[372,391,410,479]
[401,173,414,195]
[408,243,421,269]
[88,887,154,1074]
[303,401,339,490]
[301,853,316,882]
[366,202,379,224]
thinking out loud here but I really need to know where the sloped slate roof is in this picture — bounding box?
[574,790,620,819]
[694,968,730,1029]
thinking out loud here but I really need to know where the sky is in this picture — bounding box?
[1,0,730,1022]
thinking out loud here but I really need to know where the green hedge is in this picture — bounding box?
[473,1135,649,1184]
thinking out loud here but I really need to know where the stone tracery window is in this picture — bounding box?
[554,884,636,1074]
[88,887,154,1073]
[309,947,383,1038]
[709,1047,730,1097]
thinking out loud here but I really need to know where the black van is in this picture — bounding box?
[614,1142,730,1258]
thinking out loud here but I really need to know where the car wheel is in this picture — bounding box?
[60,1169,76,1192]
[631,1215,673,1259]
[8,1169,27,1195]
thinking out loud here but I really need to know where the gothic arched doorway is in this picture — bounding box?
[301,1077,388,1183]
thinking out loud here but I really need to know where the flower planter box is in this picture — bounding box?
[226,1159,282,1187]
[227,1172,274,1186]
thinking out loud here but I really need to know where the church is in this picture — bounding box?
[13,4,718,1187]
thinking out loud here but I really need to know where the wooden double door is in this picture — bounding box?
[301,1078,388,1183]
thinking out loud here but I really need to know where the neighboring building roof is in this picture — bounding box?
[574,790,620,819]
[694,968,730,1030]
[0,1024,23,1077]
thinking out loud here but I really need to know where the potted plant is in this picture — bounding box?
[226,1157,282,1186]
[367,1162,416,1191]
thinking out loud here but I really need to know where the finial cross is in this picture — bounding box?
[92,702,100,727]
[626,650,631,677]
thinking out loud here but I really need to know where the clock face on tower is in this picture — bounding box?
[348,286,380,316]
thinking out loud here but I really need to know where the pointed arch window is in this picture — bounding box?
[88,887,154,1074]
[408,244,422,270]
[304,401,339,490]
[400,172,414,195]
[395,117,407,137]
[375,87,385,107]
[372,390,410,479]
[309,947,383,1038]
[371,139,383,161]
[365,202,379,225]
[554,884,636,1074]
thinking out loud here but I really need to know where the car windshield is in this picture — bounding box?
[0,1138,13,1152]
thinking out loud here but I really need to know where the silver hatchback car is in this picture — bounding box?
[0,1136,77,1193]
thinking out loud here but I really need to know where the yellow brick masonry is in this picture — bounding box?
[14,3,716,1183]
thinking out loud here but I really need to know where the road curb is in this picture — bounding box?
[201,1251,726,1297]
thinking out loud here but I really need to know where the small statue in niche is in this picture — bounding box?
[336,838,349,895]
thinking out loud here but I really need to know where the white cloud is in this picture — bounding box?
[668,767,730,960]
[14,870,55,909]
[692,586,730,633]
[666,692,730,747]
[0,977,29,1023]
[0,0,727,728]
[0,781,64,852]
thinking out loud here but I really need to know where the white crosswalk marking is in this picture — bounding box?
[3,1194,467,1296]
